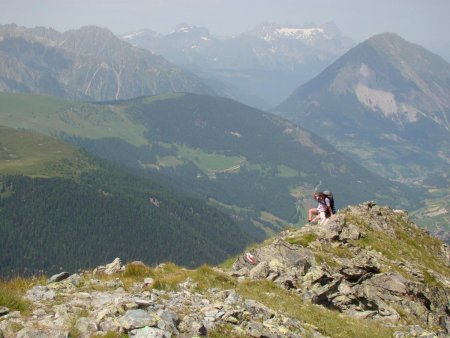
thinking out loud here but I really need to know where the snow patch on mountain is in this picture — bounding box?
[122,30,146,40]
[264,27,328,42]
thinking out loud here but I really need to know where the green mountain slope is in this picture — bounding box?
[0,92,422,240]
[0,126,251,277]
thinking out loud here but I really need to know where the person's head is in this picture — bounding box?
[316,192,325,200]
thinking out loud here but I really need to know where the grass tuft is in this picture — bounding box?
[0,276,39,314]
[286,232,318,247]
[190,265,237,291]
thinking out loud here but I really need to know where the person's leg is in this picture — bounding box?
[319,211,326,224]
[308,208,318,222]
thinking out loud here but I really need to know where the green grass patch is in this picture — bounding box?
[236,280,395,338]
[190,265,237,291]
[286,232,318,247]
[156,155,184,168]
[0,92,147,146]
[141,93,185,104]
[149,263,190,291]
[277,164,299,177]
[0,126,98,177]
[176,144,245,178]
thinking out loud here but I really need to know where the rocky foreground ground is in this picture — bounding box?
[0,202,449,337]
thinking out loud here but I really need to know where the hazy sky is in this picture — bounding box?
[1,0,449,58]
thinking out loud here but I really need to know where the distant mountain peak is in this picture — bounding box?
[247,22,339,43]
[173,23,211,37]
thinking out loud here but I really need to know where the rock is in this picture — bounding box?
[67,274,81,286]
[120,309,158,331]
[129,326,171,337]
[16,328,50,338]
[104,257,123,275]
[99,318,121,332]
[143,277,155,288]
[339,223,362,241]
[75,317,98,334]
[246,320,264,337]
[48,272,70,283]
[0,307,9,317]
[156,309,179,334]
[244,299,275,321]
[26,286,56,301]
[249,261,270,279]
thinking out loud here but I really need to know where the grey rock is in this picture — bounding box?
[104,257,123,275]
[224,290,242,305]
[129,326,171,338]
[339,223,362,241]
[48,272,70,283]
[75,317,98,334]
[0,307,9,317]
[156,309,179,334]
[246,320,264,337]
[16,328,50,338]
[66,273,81,286]
[99,318,121,332]
[120,309,158,331]
[244,299,275,321]
[26,286,56,301]
[249,261,270,279]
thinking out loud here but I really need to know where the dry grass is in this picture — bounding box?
[0,275,45,314]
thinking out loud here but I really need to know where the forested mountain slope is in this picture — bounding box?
[0,126,251,277]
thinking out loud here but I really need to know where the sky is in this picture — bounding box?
[1,0,449,59]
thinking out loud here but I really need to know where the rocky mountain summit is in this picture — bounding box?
[1,203,449,337]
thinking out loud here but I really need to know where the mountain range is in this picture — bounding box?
[0,24,215,101]
[122,22,353,108]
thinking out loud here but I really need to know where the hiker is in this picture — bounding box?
[308,191,334,224]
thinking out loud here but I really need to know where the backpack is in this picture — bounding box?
[323,190,336,214]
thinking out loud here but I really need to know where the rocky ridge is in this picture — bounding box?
[0,203,449,337]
